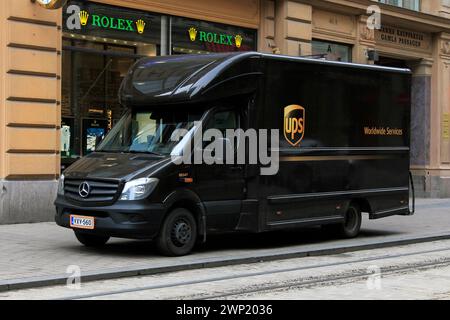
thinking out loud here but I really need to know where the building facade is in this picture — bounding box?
[0,0,449,223]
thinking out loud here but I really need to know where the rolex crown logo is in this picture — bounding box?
[136,19,146,34]
[235,34,243,48]
[188,27,198,42]
[79,11,89,26]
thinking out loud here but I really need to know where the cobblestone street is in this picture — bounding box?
[1,199,449,292]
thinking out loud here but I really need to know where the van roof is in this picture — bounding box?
[119,51,411,106]
[261,52,411,74]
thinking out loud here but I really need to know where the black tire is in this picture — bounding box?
[156,208,197,256]
[323,203,362,238]
[74,231,110,247]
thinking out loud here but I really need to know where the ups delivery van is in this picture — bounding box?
[55,52,414,256]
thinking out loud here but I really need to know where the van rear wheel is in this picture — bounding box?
[74,231,110,247]
[324,203,362,238]
[156,208,197,256]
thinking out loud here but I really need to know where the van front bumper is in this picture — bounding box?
[54,196,166,240]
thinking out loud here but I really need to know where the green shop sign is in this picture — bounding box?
[188,27,243,48]
[79,10,146,34]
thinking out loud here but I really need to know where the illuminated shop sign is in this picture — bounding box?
[188,27,243,48]
[63,1,161,43]
[171,16,256,53]
[79,10,146,34]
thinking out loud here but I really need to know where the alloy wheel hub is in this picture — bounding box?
[171,219,191,246]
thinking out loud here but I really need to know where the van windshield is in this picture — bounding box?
[97,108,204,155]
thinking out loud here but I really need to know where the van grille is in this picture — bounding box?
[64,179,121,204]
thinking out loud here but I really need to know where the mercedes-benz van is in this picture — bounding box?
[55,52,414,256]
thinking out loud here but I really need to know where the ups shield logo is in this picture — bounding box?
[284,105,305,146]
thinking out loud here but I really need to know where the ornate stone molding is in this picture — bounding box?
[360,24,375,42]
[357,15,375,45]
[442,41,450,55]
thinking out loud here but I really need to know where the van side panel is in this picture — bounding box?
[259,58,411,229]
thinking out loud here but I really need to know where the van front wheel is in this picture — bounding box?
[156,208,197,256]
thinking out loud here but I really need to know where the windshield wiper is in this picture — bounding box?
[96,150,122,153]
[95,149,164,156]
[128,150,164,156]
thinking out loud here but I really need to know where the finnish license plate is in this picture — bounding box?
[70,215,95,230]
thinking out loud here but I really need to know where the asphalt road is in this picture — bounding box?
[3,238,450,300]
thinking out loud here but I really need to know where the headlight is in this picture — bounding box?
[57,174,65,195]
[120,178,159,201]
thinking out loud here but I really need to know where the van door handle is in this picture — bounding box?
[230,166,243,171]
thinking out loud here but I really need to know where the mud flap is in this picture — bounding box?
[408,171,415,215]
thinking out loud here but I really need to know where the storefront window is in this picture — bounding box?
[171,16,257,54]
[378,0,420,11]
[311,40,352,62]
[60,2,257,170]
[61,1,161,169]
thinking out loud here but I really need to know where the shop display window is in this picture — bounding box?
[311,40,352,62]
[61,1,257,171]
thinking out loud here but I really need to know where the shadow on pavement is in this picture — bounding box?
[58,226,404,258]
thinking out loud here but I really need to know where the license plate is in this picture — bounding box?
[70,215,95,230]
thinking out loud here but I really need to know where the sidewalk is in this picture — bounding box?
[0,198,450,291]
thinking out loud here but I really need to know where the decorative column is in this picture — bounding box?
[434,32,450,197]
[258,0,276,53]
[0,0,62,223]
[274,0,312,56]
[412,32,450,198]
[437,34,450,166]
[355,15,376,64]
[410,58,433,188]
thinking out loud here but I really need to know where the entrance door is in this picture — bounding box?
[194,107,246,231]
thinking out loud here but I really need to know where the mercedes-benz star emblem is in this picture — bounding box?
[78,182,91,198]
